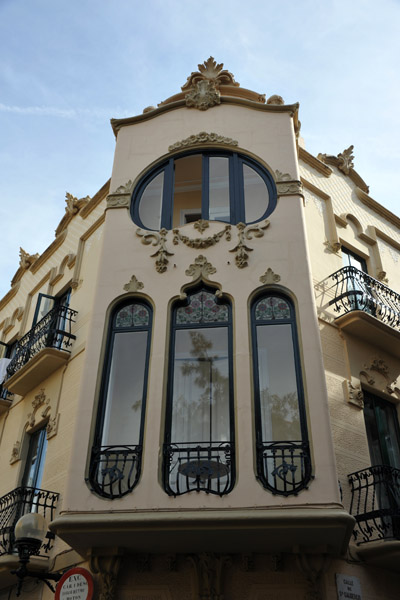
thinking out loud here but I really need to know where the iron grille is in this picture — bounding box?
[329,266,400,331]
[0,487,59,556]
[348,465,400,544]
[6,305,77,379]
[256,440,312,496]
[163,442,234,496]
[88,445,142,499]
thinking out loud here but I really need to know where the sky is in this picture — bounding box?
[0,0,399,299]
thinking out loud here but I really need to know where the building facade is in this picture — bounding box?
[0,58,399,600]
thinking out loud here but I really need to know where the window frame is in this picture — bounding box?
[88,297,153,499]
[163,285,236,496]
[131,150,277,231]
[251,291,312,496]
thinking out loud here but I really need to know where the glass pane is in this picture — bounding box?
[138,171,164,230]
[256,323,301,441]
[176,290,228,325]
[173,155,202,227]
[23,429,47,488]
[115,304,149,328]
[243,164,269,223]
[255,297,291,321]
[209,157,230,222]
[101,331,147,446]
[171,328,230,443]
[34,294,55,325]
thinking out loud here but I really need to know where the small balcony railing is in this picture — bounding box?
[6,305,77,380]
[163,442,235,496]
[0,487,59,556]
[329,266,400,331]
[256,440,312,496]
[348,465,400,544]
[88,445,142,499]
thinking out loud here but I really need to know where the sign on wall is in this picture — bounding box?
[336,574,362,600]
[55,567,94,600]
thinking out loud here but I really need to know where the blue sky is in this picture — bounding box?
[1,0,399,298]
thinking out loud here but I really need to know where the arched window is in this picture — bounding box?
[163,287,235,496]
[131,151,277,230]
[88,300,152,498]
[251,293,312,495]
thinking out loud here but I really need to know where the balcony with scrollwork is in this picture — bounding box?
[328,266,400,356]
[0,487,59,585]
[4,305,77,396]
[348,465,400,570]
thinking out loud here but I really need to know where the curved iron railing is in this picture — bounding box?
[0,487,59,556]
[163,442,234,496]
[6,305,77,380]
[348,465,400,544]
[88,445,142,499]
[256,440,312,496]
[329,266,400,331]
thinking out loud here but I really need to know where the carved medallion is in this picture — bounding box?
[185,80,221,111]
[168,132,238,152]
[185,255,216,281]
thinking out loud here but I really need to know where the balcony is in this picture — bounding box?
[88,445,143,499]
[5,305,77,396]
[348,465,400,570]
[329,266,400,356]
[256,440,312,496]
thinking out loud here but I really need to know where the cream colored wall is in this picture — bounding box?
[60,102,341,517]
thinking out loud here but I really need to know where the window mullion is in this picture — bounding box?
[161,159,174,230]
[202,155,210,220]
[231,154,244,223]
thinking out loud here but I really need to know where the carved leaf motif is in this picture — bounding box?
[229,221,269,268]
[185,255,217,281]
[137,228,174,273]
[259,268,281,284]
[185,80,221,111]
[123,275,144,292]
[168,133,238,152]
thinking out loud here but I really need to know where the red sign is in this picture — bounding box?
[55,567,94,600]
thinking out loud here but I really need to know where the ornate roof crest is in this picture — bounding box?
[336,145,355,175]
[19,248,39,270]
[182,57,239,91]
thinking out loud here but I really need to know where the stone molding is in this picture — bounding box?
[187,552,231,600]
[317,146,369,193]
[90,552,124,600]
[168,131,238,152]
[185,255,217,282]
[360,358,399,397]
[344,379,364,409]
[123,275,144,293]
[275,170,303,196]
[298,147,332,177]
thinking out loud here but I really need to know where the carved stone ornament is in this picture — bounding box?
[241,554,255,572]
[65,192,90,215]
[229,221,270,268]
[185,255,217,281]
[185,79,221,111]
[323,239,341,254]
[376,270,389,284]
[136,228,174,273]
[345,379,364,409]
[360,358,399,397]
[259,267,281,284]
[19,248,39,270]
[27,389,50,430]
[295,553,331,600]
[181,56,239,91]
[46,414,60,439]
[187,553,231,600]
[10,440,21,464]
[113,180,133,194]
[90,553,123,600]
[267,94,284,105]
[337,145,355,175]
[275,170,303,195]
[173,223,231,249]
[168,132,238,152]
[123,275,144,293]
[194,219,209,233]
[106,181,133,209]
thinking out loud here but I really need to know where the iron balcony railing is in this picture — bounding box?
[6,305,77,380]
[0,487,59,556]
[256,440,312,496]
[163,442,235,496]
[88,445,143,499]
[329,266,400,331]
[348,465,400,544]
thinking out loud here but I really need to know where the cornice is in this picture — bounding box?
[298,147,332,177]
[111,98,300,136]
[301,177,331,201]
[318,148,369,193]
[355,187,400,230]
[0,281,20,312]
[80,179,110,219]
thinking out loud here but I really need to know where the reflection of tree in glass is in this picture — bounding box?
[260,389,300,440]
[176,331,229,440]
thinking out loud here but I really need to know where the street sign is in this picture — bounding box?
[55,567,94,600]
[336,573,362,600]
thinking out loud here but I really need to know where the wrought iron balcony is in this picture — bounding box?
[163,442,235,496]
[329,266,400,331]
[88,445,142,499]
[256,440,312,496]
[6,305,77,381]
[348,465,400,544]
[0,487,59,556]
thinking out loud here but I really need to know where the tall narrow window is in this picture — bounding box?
[163,287,235,496]
[89,300,152,499]
[22,427,48,489]
[251,293,311,495]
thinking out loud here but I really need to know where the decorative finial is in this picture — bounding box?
[336,145,355,175]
